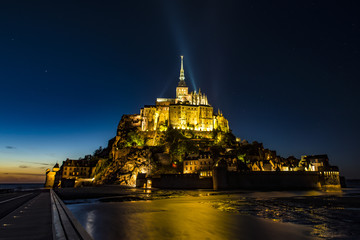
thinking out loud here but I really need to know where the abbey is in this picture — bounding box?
[140,56,229,132]
[45,57,341,190]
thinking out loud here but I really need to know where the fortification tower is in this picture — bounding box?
[44,163,60,188]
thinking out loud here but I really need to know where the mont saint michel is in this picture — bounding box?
[45,56,341,191]
[2,1,360,239]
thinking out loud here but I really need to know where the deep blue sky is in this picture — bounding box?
[0,1,359,182]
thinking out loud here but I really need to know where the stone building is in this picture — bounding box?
[183,152,214,177]
[61,157,94,180]
[128,56,229,134]
[299,154,330,171]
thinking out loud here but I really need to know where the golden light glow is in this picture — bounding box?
[137,56,229,133]
[147,180,152,188]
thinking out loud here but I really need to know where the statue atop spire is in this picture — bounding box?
[178,55,187,87]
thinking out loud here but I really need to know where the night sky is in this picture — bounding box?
[1,1,359,182]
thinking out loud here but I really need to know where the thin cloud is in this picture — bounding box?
[5,146,16,149]
[20,161,53,166]
[19,165,29,168]
[0,172,43,176]
[45,153,57,158]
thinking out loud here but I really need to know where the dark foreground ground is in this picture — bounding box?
[0,190,53,240]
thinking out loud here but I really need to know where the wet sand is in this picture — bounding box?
[67,194,314,240]
[60,186,360,239]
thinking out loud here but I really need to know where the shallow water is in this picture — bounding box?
[68,194,312,240]
[66,182,360,240]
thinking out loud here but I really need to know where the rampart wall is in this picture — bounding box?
[151,174,213,189]
[213,168,341,190]
[143,169,341,190]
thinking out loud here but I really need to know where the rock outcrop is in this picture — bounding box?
[94,147,152,186]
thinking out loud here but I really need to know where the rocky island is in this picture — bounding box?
[45,56,341,191]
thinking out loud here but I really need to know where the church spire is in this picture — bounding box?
[179,55,185,81]
[177,56,187,87]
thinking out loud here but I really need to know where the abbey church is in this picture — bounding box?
[139,56,229,133]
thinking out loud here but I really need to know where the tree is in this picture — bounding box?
[213,130,236,147]
[125,131,145,147]
[93,146,103,156]
[164,129,198,162]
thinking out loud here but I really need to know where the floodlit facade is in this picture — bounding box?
[61,158,94,180]
[183,152,214,177]
[44,163,60,188]
[140,56,229,132]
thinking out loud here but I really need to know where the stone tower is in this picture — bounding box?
[176,56,189,101]
[44,163,60,188]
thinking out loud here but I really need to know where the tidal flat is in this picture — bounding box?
[62,185,360,239]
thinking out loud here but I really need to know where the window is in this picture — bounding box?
[190,167,192,170]
[186,167,188,170]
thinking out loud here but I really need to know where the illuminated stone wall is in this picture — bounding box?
[140,103,224,132]
[44,164,60,188]
[169,104,213,131]
[137,56,229,133]
[61,159,92,180]
[214,112,229,133]
[45,171,56,188]
[116,56,230,136]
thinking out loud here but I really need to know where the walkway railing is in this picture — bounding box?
[50,189,93,240]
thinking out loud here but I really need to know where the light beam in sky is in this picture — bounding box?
[162,1,197,91]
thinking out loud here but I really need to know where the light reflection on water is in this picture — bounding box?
[85,210,96,237]
[68,194,312,240]
[66,188,360,240]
